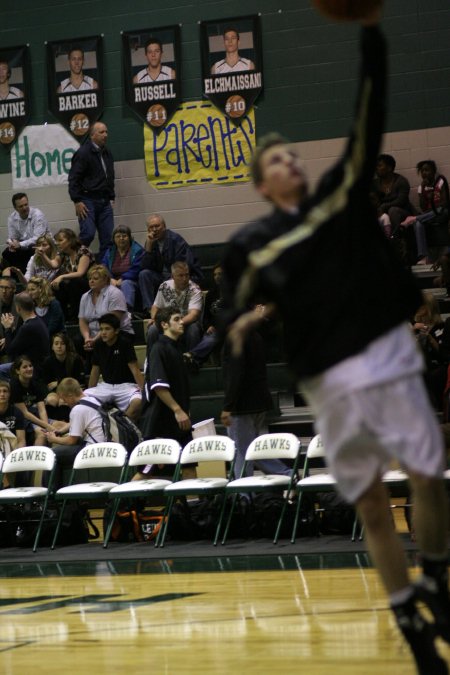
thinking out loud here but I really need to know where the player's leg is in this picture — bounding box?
[114,384,142,423]
[356,477,448,675]
[96,199,114,261]
[77,198,97,248]
[408,471,450,644]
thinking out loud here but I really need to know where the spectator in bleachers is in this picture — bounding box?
[78,265,134,364]
[43,333,85,421]
[0,277,19,362]
[140,307,192,451]
[101,225,145,311]
[138,214,203,317]
[183,262,225,370]
[2,193,50,273]
[0,291,50,380]
[0,380,26,487]
[83,313,143,422]
[372,153,416,238]
[46,377,107,489]
[10,355,59,445]
[3,233,60,284]
[412,291,450,410]
[401,160,450,265]
[27,277,65,338]
[0,380,25,447]
[46,228,95,322]
[146,261,203,354]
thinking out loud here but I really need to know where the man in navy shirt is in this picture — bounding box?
[68,122,115,260]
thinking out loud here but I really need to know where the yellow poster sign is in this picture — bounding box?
[144,101,255,189]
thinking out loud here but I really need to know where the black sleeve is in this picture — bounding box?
[72,355,86,385]
[68,149,86,203]
[10,379,24,404]
[148,343,169,389]
[33,378,49,401]
[123,339,138,364]
[91,340,101,368]
[42,356,56,384]
[11,405,25,431]
[222,339,244,411]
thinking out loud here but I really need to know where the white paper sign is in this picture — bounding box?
[11,124,79,188]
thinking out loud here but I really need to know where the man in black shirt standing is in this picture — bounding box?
[84,313,143,422]
[141,307,191,445]
[68,121,115,260]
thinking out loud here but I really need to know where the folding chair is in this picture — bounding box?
[291,434,337,543]
[0,446,56,552]
[158,435,236,547]
[221,432,301,545]
[51,442,128,549]
[103,438,182,548]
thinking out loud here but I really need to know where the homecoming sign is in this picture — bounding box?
[144,101,255,189]
[0,45,31,149]
[200,15,263,125]
[47,36,103,140]
[122,25,181,132]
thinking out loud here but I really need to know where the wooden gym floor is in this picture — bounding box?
[0,551,449,673]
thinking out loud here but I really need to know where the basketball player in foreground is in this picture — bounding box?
[222,6,449,674]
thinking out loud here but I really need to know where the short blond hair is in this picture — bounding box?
[56,377,83,397]
[87,264,111,284]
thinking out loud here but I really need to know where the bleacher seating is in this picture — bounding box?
[62,246,446,455]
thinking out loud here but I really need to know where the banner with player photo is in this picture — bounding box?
[200,15,263,125]
[0,45,31,150]
[122,25,181,132]
[47,36,103,140]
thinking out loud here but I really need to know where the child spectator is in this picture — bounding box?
[27,276,65,337]
[4,233,60,284]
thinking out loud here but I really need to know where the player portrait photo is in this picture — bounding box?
[200,15,263,124]
[47,35,103,140]
[0,45,31,148]
[122,25,181,131]
[56,46,98,93]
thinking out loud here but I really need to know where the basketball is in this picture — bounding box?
[312,0,382,22]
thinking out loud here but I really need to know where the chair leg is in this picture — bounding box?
[290,492,304,544]
[158,496,174,548]
[103,497,120,549]
[273,494,289,545]
[351,515,359,542]
[213,494,227,546]
[221,493,238,545]
[154,501,169,548]
[33,497,49,553]
[51,499,67,549]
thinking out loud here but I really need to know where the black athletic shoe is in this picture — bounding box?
[393,599,448,675]
[415,576,450,644]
